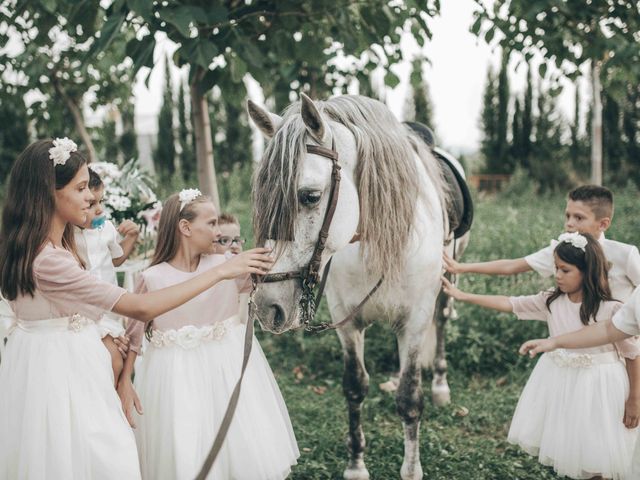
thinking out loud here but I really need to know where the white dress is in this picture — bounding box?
[126,255,299,480]
[75,222,126,338]
[509,292,640,479]
[0,244,141,479]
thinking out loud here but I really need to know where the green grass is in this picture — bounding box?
[248,185,640,479]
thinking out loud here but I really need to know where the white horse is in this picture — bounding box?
[248,94,468,480]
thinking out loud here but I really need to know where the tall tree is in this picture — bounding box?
[480,66,499,172]
[155,56,176,178]
[472,0,640,185]
[96,0,440,208]
[1,1,135,162]
[178,77,195,182]
[404,57,435,129]
[0,83,29,183]
[510,97,522,164]
[496,49,511,172]
[521,63,533,169]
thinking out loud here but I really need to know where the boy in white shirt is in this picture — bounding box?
[75,168,140,383]
[445,185,640,427]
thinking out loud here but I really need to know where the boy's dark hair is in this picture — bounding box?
[219,213,239,226]
[568,185,613,220]
[546,232,614,325]
[88,167,103,189]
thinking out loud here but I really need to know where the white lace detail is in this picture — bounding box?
[547,349,619,368]
[149,318,237,349]
[68,313,91,332]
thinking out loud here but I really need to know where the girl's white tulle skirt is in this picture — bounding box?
[134,317,299,480]
[508,350,638,479]
[0,316,141,480]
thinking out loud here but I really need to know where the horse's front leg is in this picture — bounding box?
[396,315,431,480]
[337,323,370,480]
[431,287,451,406]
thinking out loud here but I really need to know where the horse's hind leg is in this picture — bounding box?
[431,288,451,406]
[337,323,370,480]
[396,320,427,480]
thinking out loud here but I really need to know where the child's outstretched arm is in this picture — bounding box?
[113,220,140,267]
[117,352,142,428]
[443,252,531,276]
[441,276,513,312]
[519,320,631,357]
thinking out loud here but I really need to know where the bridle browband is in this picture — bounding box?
[250,136,383,332]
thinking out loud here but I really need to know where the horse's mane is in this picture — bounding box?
[252,95,449,281]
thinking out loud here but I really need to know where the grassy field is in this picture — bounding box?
[251,184,640,479]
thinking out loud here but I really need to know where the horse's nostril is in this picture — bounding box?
[272,304,286,330]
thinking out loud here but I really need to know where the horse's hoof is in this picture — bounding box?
[401,462,424,480]
[344,460,370,480]
[431,382,451,406]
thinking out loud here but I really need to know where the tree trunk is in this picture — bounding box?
[190,72,220,209]
[590,60,603,185]
[53,78,97,163]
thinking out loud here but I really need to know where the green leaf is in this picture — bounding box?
[179,39,219,69]
[127,0,153,21]
[207,5,228,24]
[85,13,126,64]
[229,56,247,83]
[384,70,400,88]
[126,35,156,75]
[538,62,547,79]
[159,7,193,38]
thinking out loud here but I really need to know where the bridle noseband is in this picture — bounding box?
[250,137,383,332]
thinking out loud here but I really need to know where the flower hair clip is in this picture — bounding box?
[179,188,202,211]
[557,232,587,251]
[49,137,77,166]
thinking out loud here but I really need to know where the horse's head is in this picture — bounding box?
[248,94,361,333]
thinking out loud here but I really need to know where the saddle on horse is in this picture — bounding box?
[405,121,474,239]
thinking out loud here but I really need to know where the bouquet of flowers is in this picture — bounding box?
[90,159,162,257]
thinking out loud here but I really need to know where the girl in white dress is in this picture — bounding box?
[442,232,639,479]
[118,191,299,480]
[0,139,273,480]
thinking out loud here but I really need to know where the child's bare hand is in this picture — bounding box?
[118,220,140,238]
[113,335,130,359]
[219,248,273,279]
[441,276,465,300]
[519,338,556,357]
[443,252,464,274]
[117,379,143,428]
[623,397,640,429]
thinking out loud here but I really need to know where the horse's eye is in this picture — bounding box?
[298,190,322,206]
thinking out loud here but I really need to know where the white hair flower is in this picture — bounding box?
[179,188,202,211]
[558,232,588,251]
[49,137,77,166]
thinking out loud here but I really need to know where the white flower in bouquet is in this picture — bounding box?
[90,162,122,185]
[109,194,132,212]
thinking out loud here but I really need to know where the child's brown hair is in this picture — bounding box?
[218,213,239,226]
[568,185,613,220]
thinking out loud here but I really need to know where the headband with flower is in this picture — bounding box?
[557,232,588,252]
[49,137,78,166]
[179,188,202,211]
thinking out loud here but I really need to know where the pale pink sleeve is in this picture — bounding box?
[235,273,252,294]
[124,274,148,355]
[610,302,640,359]
[35,248,126,311]
[509,291,550,322]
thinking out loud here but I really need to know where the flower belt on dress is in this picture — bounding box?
[149,315,240,350]
[546,348,621,368]
[8,313,93,335]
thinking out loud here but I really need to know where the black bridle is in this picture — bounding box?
[250,137,383,332]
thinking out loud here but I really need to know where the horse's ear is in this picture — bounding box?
[247,100,283,139]
[300,93,326,144]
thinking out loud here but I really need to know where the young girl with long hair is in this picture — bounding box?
[118,191,299,480]
[0,139,272,479]
[442,232,639,479]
